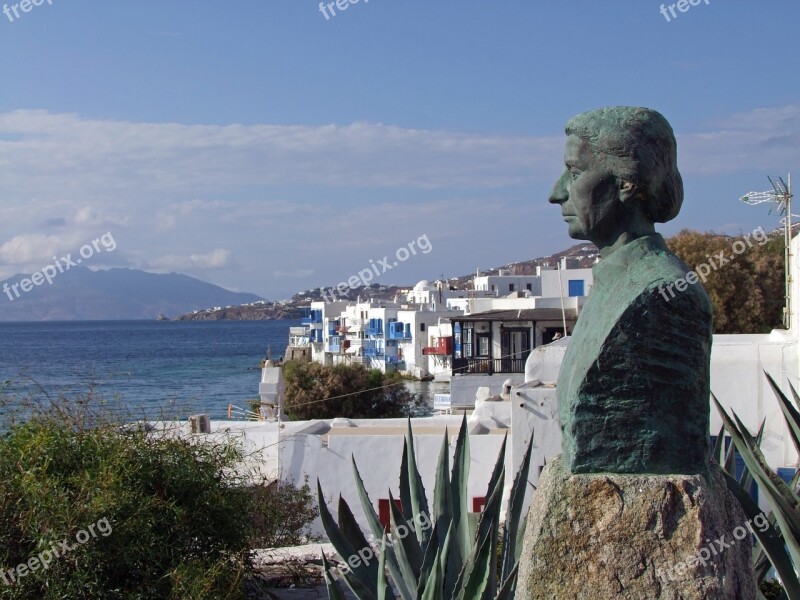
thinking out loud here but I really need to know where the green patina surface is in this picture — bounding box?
[549,106,712,474]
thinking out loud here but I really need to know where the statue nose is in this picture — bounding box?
[549,171,570,204]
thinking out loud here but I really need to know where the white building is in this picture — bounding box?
[300,283,465,378]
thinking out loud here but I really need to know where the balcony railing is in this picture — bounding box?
[423,337,453,355]
[452,357,527,374]
[387,330,411,340]
[387,322,411,340]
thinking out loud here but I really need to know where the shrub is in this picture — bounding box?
[283,362,425,420]
[0,387,317,599]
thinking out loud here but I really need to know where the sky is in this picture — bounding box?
[0,0,798,301]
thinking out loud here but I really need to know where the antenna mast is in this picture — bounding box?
[740,174,794,329]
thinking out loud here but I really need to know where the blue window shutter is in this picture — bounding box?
[568,280,584,297]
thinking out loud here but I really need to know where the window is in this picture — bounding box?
[526,283,532,291]
[420,323,426,332]
[491,285,495,292]
[568,280,585,297]
[477,335,490,357]
[509,284,515,292]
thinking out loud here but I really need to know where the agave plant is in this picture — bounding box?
[317,415,534,600]
[713,372,800,600]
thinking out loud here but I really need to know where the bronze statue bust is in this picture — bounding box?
[550,106,712,474]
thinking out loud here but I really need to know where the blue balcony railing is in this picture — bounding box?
[366,318,384,337]
[387,322,411,340]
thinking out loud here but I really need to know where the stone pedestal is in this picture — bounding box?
[516,456,756,599]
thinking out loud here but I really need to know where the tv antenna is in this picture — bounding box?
[740,174,794,329]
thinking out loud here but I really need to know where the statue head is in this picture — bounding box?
[549,106,683,253]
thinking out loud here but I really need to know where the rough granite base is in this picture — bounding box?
[516,456,756,600]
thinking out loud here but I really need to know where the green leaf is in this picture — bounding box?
[452,529,494,600]
[765,372,800,458]
[405,419,432,546]
[352,457,414,600]
[721,471,800,598]
[417,521,448,598]
[388,489,424,577]
[503,431,534,581]
[322,551,348,600]
[714,397,800,569]
[377,535,393,600]
[338,495,381,588]
[495,563,519,600]
[433,431,453,539]
[738,419,765,493]
[712,424,725,465]
[316,479,378,600]
[420,545,445,600]
[450,415,471,565]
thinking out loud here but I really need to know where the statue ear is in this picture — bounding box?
[618,179,638,203]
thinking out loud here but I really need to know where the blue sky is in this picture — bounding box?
[0,1,798,300]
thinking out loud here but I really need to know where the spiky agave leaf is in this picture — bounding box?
[387,489,424,575]
[712,424,726,466]
[765,372,800,458]
[316,480,379,600]
[721,470,800,598]
[322,551,348,600]
[714,396,800,571]
[451,466,505,600]
[401,419,432,546]
[377,534,394,600]
[351,457,414,600]
[503,431,534,583]
[450,415,471,565]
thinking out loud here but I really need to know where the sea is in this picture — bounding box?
[0,320,447,422]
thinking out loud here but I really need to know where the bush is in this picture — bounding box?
[0,388,318,599]
[283,362,425,420]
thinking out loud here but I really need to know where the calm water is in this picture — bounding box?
[0,320,442,421]
[0,320,298,420]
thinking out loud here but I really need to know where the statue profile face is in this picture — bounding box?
[548,135,630,246]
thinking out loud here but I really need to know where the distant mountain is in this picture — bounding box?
[0,267,264,321]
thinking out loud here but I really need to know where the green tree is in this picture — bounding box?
[283,362,424,420]
[666,228,784,334]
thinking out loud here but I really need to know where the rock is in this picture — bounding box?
[516,456,756,599]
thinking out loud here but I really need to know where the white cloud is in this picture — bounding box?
[149,249,232,271]
[0,105,796,297]
[0,233,63,266]
[678,104,800,175]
